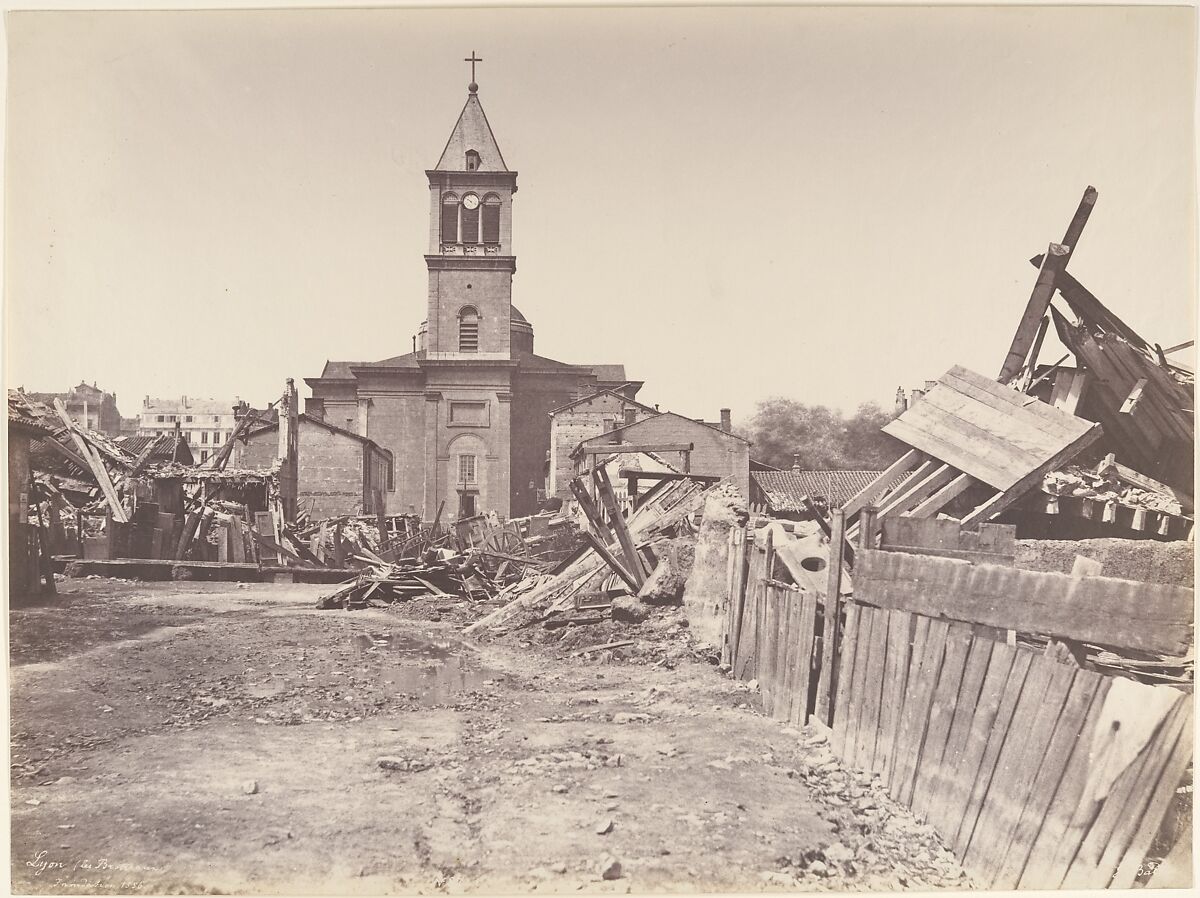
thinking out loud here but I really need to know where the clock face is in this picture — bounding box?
[462,194,480,211]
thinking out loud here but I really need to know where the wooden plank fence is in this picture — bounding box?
[722,516,1193,890]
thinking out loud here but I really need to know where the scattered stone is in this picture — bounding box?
[377,757,431,773]
[552,784,569,794]
[595,818,614,835]
[824,842,854,864]
[610,595,651,624]
[24,799,40,806]
[598,856,622,880]
[55,776,77,786]
[603,754,624,768]
[550,862,568,875]
[807,860,829,877]
[242,780,259,795]
[759,871,794,887]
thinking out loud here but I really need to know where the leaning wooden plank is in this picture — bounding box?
[843,606,875,766]
[1017,675,1114,889]
[952,649,1034,858]
[906,472,976,519]
[920,384,1080,460]
[1061,693,1190,889]
[758,585,781,716]
[830,602,860,759]
[890,618,950,807]
[876,462,956,519]
[1085,696,1193,888]
[993,668,1105,890]
[592,466,647,587]
[960,652,1063,878]
[52,400,128,523]
[967,655,1078,887]
[854,605,890,772]
[840,449,926,521]
[923,633,996,839]
[1108,705,1194,888]
[854,549,1193,656]
[874,609,914,786]
[733,544,763,679]
[773,592,801,722]
[789,593,819,726]
[998,236,1082,382]
[815,508,847,724]
[569,477,615,545]
[909,622,973,823]
[583,531,639,592]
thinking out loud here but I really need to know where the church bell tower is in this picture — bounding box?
[421,57,518,360]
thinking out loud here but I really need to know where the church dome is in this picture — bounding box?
[510,305,534,355]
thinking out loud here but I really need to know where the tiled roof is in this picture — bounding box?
[548,389,659,417]
[115,435,195,466]
[751,470,889,511]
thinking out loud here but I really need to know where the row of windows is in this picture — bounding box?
[153,414,223,424]
[441,193,501,245]
[178,431,223,445]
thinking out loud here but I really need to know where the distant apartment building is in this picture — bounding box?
[138,396,246,465]
[24,382,124,436]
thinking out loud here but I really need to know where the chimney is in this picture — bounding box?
[793,453,802,470]
[412,335,417,353]
[182,395,188,408]
[910,388,925,405]
[144,394,150,408]
[894,387,907,415]
[925,379,937,392]
[306,397,326,423]
[720,408,732,433]
[623,406,637,426]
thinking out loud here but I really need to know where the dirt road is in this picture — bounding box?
[9,580,967,894]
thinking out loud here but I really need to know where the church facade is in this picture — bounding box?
[305,76,639,521]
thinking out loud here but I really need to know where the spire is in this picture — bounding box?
[434,86,509,172]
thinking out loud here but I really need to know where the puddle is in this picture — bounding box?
[348,632,494,704]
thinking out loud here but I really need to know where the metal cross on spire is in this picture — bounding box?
[464,51,483,85]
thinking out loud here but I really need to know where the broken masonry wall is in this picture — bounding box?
[1014,537,1194,587]
[681,486,746,646]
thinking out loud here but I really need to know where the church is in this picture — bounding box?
[305,66,640,521]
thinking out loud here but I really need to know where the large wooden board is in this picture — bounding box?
[882,365,1100,491]
[855,549,1193,656]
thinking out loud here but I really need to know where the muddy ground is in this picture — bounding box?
[9,579,968,895]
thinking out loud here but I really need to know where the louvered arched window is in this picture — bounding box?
[482,194,501,245]
[440,193,458,244]
[459,306,480,353]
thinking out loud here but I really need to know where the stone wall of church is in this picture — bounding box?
[422,367,513,521]
[425,268,512,356]
[361,392,428,517]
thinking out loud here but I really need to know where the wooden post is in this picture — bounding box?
[859,505,878,550]
[815,508,847,726]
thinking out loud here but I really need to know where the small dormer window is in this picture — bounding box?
[465,149,481,171]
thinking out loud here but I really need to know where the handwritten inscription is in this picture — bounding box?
[25,850,168,891]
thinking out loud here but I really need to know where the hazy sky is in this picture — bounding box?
[4,5,1196,428]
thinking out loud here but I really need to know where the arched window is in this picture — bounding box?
[440,193,459,244]
[465,149,481,171]
[482,194,501,245]
[458,306,480,352]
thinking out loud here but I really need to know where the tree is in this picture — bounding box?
[743,399,906,471]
